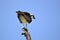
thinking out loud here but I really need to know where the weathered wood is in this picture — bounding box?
[21,27,31,40]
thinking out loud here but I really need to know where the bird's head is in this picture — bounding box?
[31,15,35,19]
[16,10,23,15]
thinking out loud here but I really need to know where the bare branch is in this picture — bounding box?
[21,27,31,40]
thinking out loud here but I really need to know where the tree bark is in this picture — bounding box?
[21,27,31,40]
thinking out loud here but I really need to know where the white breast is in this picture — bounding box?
[19,15,27,23]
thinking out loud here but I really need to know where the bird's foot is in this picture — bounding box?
[22,26,25,28]
[22,26,27,29]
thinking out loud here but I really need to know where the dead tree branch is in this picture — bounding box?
[21,27,31,40]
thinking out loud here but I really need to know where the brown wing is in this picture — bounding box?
[23,12,32,23]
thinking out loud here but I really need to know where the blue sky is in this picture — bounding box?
[0,0,60,40]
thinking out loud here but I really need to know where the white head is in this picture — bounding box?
[31,15,35,19]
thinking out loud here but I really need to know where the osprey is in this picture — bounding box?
[16,10,35,28]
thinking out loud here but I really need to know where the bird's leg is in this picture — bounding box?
[22,23,24,28]
[26,23,27,28]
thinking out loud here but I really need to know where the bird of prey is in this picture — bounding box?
[16,10,35,28]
